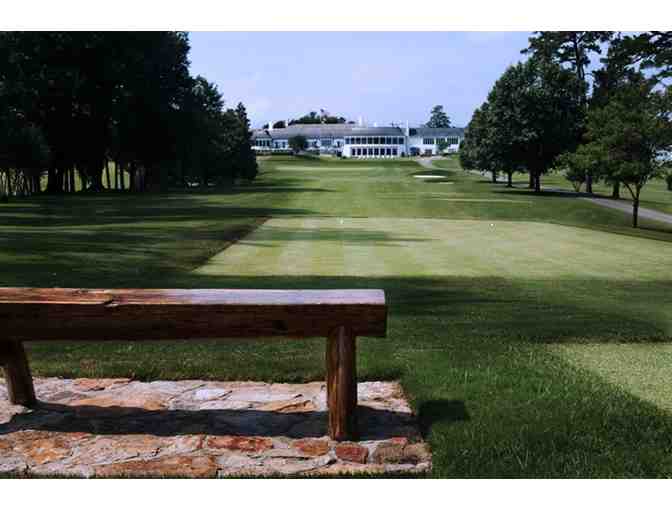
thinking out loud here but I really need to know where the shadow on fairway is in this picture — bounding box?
[418,400,469,436]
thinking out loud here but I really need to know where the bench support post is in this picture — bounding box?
[0,340,37,407]
[326,325,357,441]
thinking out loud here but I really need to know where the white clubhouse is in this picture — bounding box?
[251,120,464,158]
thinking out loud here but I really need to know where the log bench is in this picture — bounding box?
[0,288,387,440]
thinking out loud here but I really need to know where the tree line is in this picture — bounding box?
[0,32,257,198]
[262,109,352,129]
[460,31,672,228]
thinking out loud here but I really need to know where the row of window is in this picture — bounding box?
[422,137,460,145]
[351,147,399,157]
[255,136,460,148]
[345,137,405,145]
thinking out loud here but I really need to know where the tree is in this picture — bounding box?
[272,120,286,129]
[616,31,672,80]
[554,144,604,193]
[522,31,613,193]
[522,32,614,88]
[289,135,308,154]
[460,102,506,185]
[426,105,451,128]
[583,74,672,227]
[589,39,642,198]
[0,31,254,195]
[230,102,258,181]
[485,59,584,192]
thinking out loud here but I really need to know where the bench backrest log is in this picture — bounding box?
[0,288,387,342]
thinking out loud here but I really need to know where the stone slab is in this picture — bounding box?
[0,378,431,477]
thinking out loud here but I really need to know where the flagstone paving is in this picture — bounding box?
[0,378,430,477]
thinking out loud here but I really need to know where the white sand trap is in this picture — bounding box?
[413,175,447,179]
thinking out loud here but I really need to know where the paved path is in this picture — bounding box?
[579,195,672,225]
[441,163,672,227]
[416,157,443,170]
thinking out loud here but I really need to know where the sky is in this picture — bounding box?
[188,32,534,129]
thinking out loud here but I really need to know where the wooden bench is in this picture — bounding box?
[0,288,387,440]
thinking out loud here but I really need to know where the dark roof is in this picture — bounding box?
[252,124,405,140]
[409,127,465,137]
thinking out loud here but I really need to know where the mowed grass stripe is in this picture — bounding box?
[195,217,672,280]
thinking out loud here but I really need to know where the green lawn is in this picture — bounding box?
[2,155,672,477]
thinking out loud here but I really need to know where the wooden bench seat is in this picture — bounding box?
[0,288,387,440]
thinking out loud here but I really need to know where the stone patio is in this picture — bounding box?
[0,378,431,477]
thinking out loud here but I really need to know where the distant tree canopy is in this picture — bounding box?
[0,31,257,198]
[288,135,308,154]
[425,105,451,128]
[289,109,348,125]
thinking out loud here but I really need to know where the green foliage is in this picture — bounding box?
[582,73,672,226]
[615,31,672,80]
[0,31,256,195]
[426,105,451,128]
[289,109,348,125]
[465,59,584,191]
[436,139,449,153]
[289,135,308,154]
[522,31,613,86]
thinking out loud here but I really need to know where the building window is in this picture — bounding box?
[321,139,332,147]
[392,147,398,156]
[386,148,391,156]
[423,138,435,145]
[436,137,445,144]
[365,137,371,144]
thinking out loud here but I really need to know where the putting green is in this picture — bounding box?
[195,217,672,279]
[551,344,672,411]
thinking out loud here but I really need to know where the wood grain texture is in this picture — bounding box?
[0,340,36,406]
[0,288,387,341]
[326,326,358,441]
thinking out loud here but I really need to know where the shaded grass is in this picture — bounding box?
[3,155,672,477]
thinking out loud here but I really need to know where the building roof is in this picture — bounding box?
[251,124,466,141]
[409,127,465,137]
[252,124,406,140]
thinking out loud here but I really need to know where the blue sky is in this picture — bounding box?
[188,32,534,128]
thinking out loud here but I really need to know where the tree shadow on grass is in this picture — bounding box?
[417,400,469,437]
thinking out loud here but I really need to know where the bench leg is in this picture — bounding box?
[326,326,357,441]
[0,340,37,407]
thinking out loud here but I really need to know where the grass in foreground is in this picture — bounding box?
[2,155,672,477]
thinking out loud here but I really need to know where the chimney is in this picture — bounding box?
[268,121,273,132]
[405,120,410,137]
[358,116,364,127]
